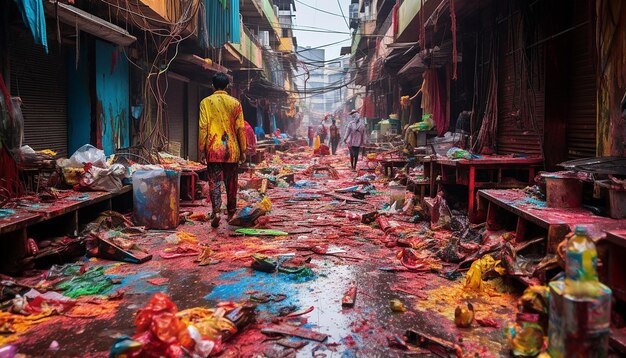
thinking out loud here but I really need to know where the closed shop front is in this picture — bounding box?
[166,75,186,157]
[9,29,68,157]
[187,82,199,161]
[565,1,596,159]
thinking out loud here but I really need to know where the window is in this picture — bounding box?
[282,28,289,38]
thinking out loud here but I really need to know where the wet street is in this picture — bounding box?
[8,150,519,357]
[3,0,626,355]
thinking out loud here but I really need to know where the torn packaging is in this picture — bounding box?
[405,329,463,357]
[342,286,357,307]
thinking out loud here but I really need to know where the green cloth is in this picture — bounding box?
[235,228,289,236]
[56,266,114,298]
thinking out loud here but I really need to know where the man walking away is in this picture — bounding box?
[329,119,341,155]
[199,73,247,228]
[344,110,366,170]
[307,126,315,147]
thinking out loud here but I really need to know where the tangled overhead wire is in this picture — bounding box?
[98,0,201,152]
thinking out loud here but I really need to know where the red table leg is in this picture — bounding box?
[468,165,476,219]
[190,173,196,202]
[528,166,536,183]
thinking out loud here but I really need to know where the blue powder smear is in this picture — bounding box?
[204,268,316,315]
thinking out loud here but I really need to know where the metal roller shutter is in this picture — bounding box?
[187,82,199,161]
[165,76,186,157]
[497,24,544,157]
[566,5,596,159]
[9,30,68,157]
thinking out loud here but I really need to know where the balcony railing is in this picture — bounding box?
[258,0,281,35]
[397,0,426,40]
[230,24,263,68]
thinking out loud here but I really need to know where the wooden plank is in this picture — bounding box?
[606,230,626,247]
[261,325,329,342]
[0,211,42,235]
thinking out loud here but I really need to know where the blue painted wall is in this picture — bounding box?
[67,45,91,155]
[95,40,129,155]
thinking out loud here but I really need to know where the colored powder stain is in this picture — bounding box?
[204,269,302,316]
[524,197,547,207]
[108,271,164,295]
[67,195,90,201]
[411,276,517,354]
[340,334,362,350]
[55,266,114,298]
[69,299,120,320]
[0,312,55,346]
[0,209,16,218]
[413,277,515,320]
[283,267,316,283]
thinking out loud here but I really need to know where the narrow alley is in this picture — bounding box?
[2,151,520,357]
[1,0,626,357]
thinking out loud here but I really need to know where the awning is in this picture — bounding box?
[43,2,136,46]
[397,41,460,81]
[340,46,352,56]
[246,77,289,99]
[170,54,233,85]
[178,54,230,74]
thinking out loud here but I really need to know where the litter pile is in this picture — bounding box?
[0,143,616,357]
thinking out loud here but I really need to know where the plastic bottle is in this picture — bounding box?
[345,211,362,221]
[563,226,600,298]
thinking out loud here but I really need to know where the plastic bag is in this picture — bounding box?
[133,293,194,356]
[68,144,107,168]
[229,197,272,227]
[0,96,24,150]
[431,192,452,230]
[75,163,125,192]
[464,254,505,291]
[446,147,481,160]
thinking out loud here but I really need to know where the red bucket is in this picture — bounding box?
[544,176,583,208]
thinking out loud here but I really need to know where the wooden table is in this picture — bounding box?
[478,189,626,253]
[180,166,206,202]
[407,178,430,202]
[603,230,626,301]
[420,156,437,197]
[602,230,626,353]
[0,187,132,272]
[380,159,409,177]
[436,156,543,221]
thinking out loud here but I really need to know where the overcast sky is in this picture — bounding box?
[292,0,353,60]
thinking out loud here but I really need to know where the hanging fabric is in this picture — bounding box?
[13,0,48,53]
[420,69,448,136]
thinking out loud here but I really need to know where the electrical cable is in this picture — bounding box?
[293,0,347,18]
[336,0,351,30]
[295,38,352,52]
[291,27,351,35]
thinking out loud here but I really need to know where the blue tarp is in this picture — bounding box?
[203,0,240,47]
[14,0,48,53]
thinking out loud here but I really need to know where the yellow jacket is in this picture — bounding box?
[198,90,247,163]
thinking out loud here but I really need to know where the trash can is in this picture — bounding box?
[132,169,180,229]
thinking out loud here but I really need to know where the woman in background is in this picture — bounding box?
[344,110,366,170]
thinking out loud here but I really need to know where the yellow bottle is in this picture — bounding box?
[563,226,600,298]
